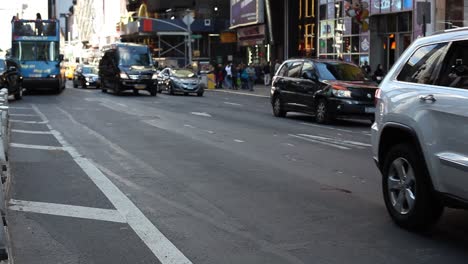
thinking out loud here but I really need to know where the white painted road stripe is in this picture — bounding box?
[10,143,65,151]
[32,105,193,264]
[9,106,32,110]
[9,114,37,117]
[234,139,245,143]
[9,199,126,223]
[223,101,242,106]
[297,134,371,148]
[208,89,269,98]
[10,119,48,124]
[11,129,53,135]
[300,122,353,133]
[288,134,350,150]
[190,112,212,117]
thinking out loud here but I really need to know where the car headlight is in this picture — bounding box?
[49,74,57,78]
[331,87,352,98]
[120,72,129,79]
[86,77,91,81]
[152,73,158,79]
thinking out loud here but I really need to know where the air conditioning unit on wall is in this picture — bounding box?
[204,19,211,26]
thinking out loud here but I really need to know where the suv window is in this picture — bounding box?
[287,61,303,78]
[277,62,290,77]
[397,42,449,85]
[436,40,468,89]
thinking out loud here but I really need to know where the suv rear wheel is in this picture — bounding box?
[382,143,443,231]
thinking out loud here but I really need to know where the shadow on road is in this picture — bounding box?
[286,113,372,128]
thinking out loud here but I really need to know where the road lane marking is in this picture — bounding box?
[288,134,350,150]
[206,130,214,134]
[208,89,269,98]
[223,101,243,106]
[299,122,353,133]
[297,134,371,148]
[8,199,126,223]
[9,107,32,110]
[11,129,53,135]
[183,124,196,128]
[32,105,193,264]
[10,143,65,151]
[190,112,212,117]
[9,114,37,117]
[234,139,244,143]
[10,119,48,124]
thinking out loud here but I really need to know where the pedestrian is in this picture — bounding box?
[240,64,248,90]
[224,62,233,89]
[245,64,256,91]
[231,63,238,90]
[373,64,385,84]
[361,60,371,75]
[35,13,43,36]
[274,59,281,74]
[215,64,224,89]
[263,61,271,86]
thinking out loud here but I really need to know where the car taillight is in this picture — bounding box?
[374,88,381,105]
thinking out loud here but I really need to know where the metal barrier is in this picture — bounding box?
[0,88,10,261]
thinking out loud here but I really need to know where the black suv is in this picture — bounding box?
[271,59,378,123]
[0,58,23,100]
[98,43,157,96]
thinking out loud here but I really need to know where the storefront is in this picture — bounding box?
[230,0,269,64]
[317,0,413,71]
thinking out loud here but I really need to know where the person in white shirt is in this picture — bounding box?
[224,63,233,89]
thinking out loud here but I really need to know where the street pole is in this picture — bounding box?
[188,21,192,67]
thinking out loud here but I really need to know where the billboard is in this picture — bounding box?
[230,0,264,28]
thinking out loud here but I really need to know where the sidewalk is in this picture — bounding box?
[206,84,271,98]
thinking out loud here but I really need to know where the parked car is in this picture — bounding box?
[157,68,204,96]
[98,43,157,96]
[372,28,468,231]
[0,58,23,100]
[73,65,100,88]
[270,59,378,123]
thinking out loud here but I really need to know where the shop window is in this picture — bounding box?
[319,4,327,20]
[351,36,360,52]
[397,12,411,32]
[327,3,335,18]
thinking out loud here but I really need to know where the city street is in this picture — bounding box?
[5,82,468,264]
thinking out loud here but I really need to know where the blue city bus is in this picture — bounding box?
[11,18,65,93]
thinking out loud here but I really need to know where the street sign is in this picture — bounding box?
[191,34,202,39]
[183,13,194,26]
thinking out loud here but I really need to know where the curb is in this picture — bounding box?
[206,89,270,98]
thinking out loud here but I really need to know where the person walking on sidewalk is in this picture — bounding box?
[224,62,233,89]
[263,62,271,86]
[274,59,281,75]
[215,64,224,89]
[245,64,256,91]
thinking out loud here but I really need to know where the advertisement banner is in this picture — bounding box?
[237,24,265,46]
[230,0,264,28]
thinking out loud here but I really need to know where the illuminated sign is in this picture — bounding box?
[230,0,264,28]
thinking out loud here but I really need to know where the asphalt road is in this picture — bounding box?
[5,82,468,264]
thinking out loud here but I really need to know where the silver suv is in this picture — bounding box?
[372,28,468,231]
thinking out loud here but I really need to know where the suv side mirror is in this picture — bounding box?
[8,66,16,72]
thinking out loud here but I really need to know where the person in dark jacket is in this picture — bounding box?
[263,62,271,86]
[373,64,385,83]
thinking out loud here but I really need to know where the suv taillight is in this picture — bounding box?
[374,88,381,105]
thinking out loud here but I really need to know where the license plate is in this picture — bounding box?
[135,84,146,89]
[365,107,375,113]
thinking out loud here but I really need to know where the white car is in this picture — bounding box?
[372,28,468,231]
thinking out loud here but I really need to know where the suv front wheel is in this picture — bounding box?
[272,95,286,117]
[382,143,443,231]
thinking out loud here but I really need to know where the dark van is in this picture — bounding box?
[98,43,157,96]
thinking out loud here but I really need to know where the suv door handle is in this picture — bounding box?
[419,94,436,102]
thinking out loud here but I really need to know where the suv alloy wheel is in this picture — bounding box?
[382,143,444,231]
[315,99,331,124]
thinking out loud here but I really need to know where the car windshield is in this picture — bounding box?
[118,46,151,66]
[82,67,98,74]
[171,69,196,78]
[315,62,369,81]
